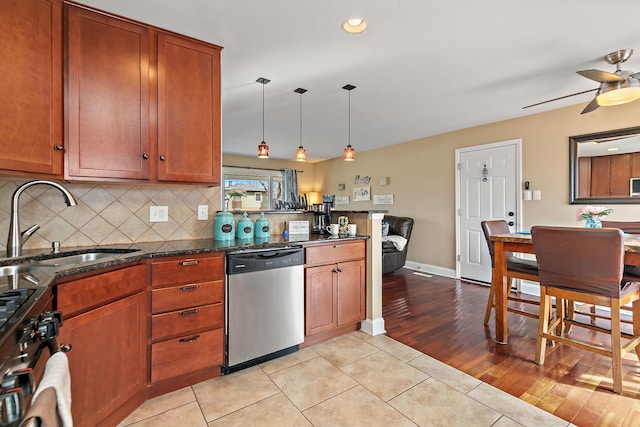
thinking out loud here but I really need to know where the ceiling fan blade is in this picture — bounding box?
[580,97,599,114]
[576,69,625,83]
[631,71,640,79]
[522,88,597,109]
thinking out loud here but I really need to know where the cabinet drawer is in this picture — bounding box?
[305,240,365,266]
[151,328,223,383]
[152,280,223,313]
[56,264,146,316]
[151,254,224,286]
[152,303,223,340]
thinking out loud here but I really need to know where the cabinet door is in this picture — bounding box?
[609,153,632,197]
[157,33,221,184]
[305,264,337,335]
[66,6,151,180]
[337,260,366,325]
[0,0,63,176]
[58,291,147,427]
[590,156,611,197]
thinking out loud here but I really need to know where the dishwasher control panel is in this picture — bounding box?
[226,247,303,275]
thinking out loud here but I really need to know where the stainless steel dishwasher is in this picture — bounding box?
[223,246,304,374]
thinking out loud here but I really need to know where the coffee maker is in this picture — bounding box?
[311,195,334,234]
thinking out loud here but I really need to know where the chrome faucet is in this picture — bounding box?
[7,180,78,258]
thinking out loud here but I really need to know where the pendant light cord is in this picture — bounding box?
[300,92,303,146]
[348,90,351,146]
[262,82,265,142]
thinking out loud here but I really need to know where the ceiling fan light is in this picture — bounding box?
[596,79,640,106]
[344,144,355,161]
[296,146,306,162]
[258,142,269,158]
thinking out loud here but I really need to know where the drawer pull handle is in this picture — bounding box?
[332,245,344,248]
[179,309,200,316]
[180,260,200,266]
[179,284,200,291]
[179,334,200,343]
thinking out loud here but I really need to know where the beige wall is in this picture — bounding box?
[312,102,640,271]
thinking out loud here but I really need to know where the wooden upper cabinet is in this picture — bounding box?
[65,5,152,180]
[65,5,221,184]
[157,34,221,184]
[0,0,63,176]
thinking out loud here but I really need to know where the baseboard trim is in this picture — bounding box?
[403,261,456,278]
[360,317,386,336]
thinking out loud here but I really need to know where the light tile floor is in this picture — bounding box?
[118,332,571,426]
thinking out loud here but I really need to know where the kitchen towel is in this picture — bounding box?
[20,387,58,427]
[31,352,72,427]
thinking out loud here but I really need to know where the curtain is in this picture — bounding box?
[282,169,298,204]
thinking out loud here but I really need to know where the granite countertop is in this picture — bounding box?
[0,234,369,288]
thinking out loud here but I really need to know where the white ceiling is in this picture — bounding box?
[77,0,640,162]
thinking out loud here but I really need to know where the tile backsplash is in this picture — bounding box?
[0,178,314,255]
[0,178,222,254]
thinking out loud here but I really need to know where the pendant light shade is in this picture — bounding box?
[294,88,308,161]
[257,77,270,158]
[343,84,356,161]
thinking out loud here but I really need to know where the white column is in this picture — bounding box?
[360,212,386,335]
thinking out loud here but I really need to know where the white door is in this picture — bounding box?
[457,140,520,283]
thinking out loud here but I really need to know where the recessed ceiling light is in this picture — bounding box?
[343,17,367,34]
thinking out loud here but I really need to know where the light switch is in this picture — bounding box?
[197,205,208,220]
[523,190,532,200]
[533,190,542,201]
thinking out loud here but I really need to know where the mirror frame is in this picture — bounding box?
[569,125,640,204]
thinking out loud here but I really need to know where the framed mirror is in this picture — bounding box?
[570,126,640,204]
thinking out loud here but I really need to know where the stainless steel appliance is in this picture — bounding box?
[0,281,65,426]
[311,203,331,234]
[224,247,304,374]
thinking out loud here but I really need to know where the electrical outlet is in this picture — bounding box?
[197,205,208,220]
[150,206,168,222]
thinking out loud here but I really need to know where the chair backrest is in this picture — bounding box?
[383,215,414,242]
[531,226,625,298]
[601,221,640,234]
[481,220,511,267]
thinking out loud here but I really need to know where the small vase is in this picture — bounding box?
[231,197,242,211]
[585,216,602,228]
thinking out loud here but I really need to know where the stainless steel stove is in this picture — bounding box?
[0,277,61,426]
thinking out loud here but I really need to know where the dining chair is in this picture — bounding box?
[481,220,539,325]
[531,226,640,394]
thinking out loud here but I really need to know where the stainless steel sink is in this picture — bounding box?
[0,263,57,277]
[33,252,121,266]
[0,248,140,278]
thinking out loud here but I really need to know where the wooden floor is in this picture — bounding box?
[383,269,640,427]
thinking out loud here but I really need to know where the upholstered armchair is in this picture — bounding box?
[382,215,414,274]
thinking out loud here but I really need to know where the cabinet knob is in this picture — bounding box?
[179,335,200,343]
[142,153,149,159]
[159,155,166,161]
[60,344,72,353]
[53,145,64,151]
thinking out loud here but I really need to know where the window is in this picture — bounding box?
[223,166,284,210]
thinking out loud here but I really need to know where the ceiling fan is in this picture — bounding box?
[523,49,640,114]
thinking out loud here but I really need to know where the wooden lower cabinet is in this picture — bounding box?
[304,241,366,340]
[148,253,225,396]
[56,264,147,427]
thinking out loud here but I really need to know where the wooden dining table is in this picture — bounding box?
[490,232,640,344]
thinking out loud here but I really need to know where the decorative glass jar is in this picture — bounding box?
[585,216,602,228]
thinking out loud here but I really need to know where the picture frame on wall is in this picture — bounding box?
[353,186,371,201]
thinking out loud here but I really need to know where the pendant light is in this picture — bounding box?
[257,77,270,158]
[294,88,307,161]
[343,84,356,161]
